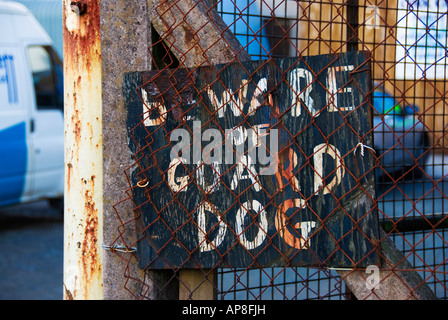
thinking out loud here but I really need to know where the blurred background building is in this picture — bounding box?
[13,0,63,58]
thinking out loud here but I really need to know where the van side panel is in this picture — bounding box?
[0,14,31,207]
[0,122,27,206]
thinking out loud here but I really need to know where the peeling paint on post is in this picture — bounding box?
[63,0,103,300]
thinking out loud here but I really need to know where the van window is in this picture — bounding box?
[27,46,63,110]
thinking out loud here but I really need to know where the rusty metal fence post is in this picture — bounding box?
[63,0,103,300]
[63,0,158,300]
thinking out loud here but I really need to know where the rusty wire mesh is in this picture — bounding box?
[109,0,448,300]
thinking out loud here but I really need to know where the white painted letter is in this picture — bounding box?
[289,68,316,117]
[198,202,227,252]
[248,78,268,115]
[236,200,268,250]
[207,88,242,118]
[167,157,189,192]
[326,65,355,112]
[230,154,261,191]
[313,143,345,195]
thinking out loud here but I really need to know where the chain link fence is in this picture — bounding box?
[108,0,448,300]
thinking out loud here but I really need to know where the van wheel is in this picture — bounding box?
[48,197,64,213]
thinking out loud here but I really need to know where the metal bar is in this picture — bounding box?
[382,214,448,233]
[346,0,359,51]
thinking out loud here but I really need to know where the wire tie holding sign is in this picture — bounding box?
[102,244,137,253]
[354,142,376,157]
[137,177,149,188]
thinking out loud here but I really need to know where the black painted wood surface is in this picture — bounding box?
[123,51,380,269]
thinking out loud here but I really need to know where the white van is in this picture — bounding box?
[0,1,64,209]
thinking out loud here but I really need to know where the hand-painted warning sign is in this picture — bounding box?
[123,51,379,269]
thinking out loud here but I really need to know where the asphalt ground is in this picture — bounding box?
[0,200,63,300]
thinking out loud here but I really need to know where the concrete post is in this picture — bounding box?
[100,0,154,300]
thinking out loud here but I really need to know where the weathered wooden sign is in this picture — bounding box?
[123,51,380,269]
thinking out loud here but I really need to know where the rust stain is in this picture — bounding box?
[63,0,101,70]
[64,0,101,146]
[183,25,195,44]
[81,178,101,292]
[72,108,81,142]
[67,163,73,193]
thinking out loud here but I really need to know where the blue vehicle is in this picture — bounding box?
[372,86,428,178]
[0,2,64,208]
